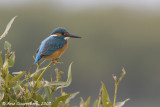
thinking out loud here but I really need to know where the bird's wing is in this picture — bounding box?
[40,36,67,56]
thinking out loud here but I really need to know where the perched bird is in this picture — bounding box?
[34,27,81,64]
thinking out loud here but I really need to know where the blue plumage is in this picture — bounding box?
[51,27,69,35]
[34,27,81,64]
[34,36,67,64]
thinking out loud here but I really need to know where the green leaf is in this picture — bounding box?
[56,62,72,89]
[44,62,73,89]
[3,54,8,68]
[3,52,15,68]
[43,86,52,101]
[4,41,11,51]
[0,16,17,40]
[9,71,26,86]
[36,80,43,89]
[8,52,15,67]
[44,81,67,87]
[9,95,16,103]
[0,88,4,101]
[12,71,24,75]
[85,96,91,107]
[52,94,70,107]
[80,97,85,105]
[101,82,112,107]
[0,52,3,69]
[80,97,91,107]
[93,99,99,107]
[66,104,70,107]
[12,79,25,90]
[65,92,79,104]
[31,67,46,81]
[9,73,13,80]
[10,94,16,102]
[115,98,130,107]
[32,93,45,103]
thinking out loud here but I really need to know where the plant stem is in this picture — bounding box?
[98,87,102,107]
[30,61,54,96]
[98,97,101,107]
[5,55,9,105]
[5,56,9,87]
[113,82,118,107]
[113,69,126,107]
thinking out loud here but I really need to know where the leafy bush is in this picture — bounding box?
[0,16,129,107]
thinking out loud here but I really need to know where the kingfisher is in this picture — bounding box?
[34,27,81,64]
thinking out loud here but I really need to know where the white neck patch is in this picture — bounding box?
[50,34,57,37]
[64,37,70,40]
[50,35,70,40]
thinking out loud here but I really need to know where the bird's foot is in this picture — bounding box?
[52,59,63,64]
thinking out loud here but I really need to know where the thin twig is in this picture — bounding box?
[113,68,126,107]
[98,86,102,107]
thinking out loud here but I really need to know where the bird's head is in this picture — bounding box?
[51,27,81,39]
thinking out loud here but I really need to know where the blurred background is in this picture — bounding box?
[0,0,160,106]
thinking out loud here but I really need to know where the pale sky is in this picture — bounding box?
[0,0,160,10]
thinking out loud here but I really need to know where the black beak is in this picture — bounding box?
[68,34,82,38]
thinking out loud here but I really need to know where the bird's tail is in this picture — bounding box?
[28,55,42,72]
[34,55,42,64]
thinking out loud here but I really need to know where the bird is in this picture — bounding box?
[34,27,81,64]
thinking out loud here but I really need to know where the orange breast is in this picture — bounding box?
[43,40,68,61]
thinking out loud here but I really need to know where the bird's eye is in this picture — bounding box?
[62,33,65,35]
